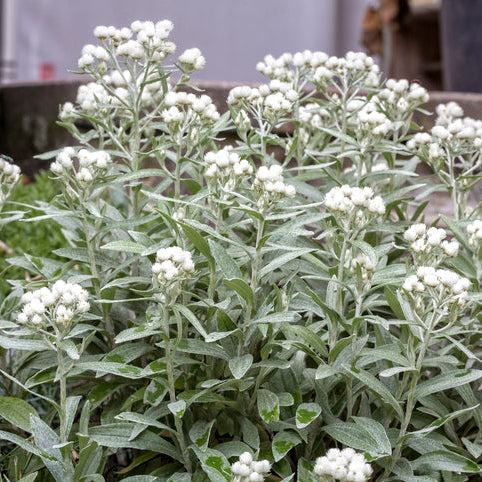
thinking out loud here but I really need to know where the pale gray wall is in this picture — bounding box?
[15,0,370,82]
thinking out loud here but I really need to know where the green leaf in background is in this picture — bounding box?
[257,389,280,423]
[229,354,253,379]
[296,403,321,429]
[272,431,301,462]
[192,446,231,482]
[168,400,186,419]
[208,239,243,279]
[344,366,403,418]
[0,397,39,432]
[189,420,215,452]
[241,418,260,450]
[414,370,482,400]
[323,420,391,457]
[224,278,253,306]
[412,450,480,473]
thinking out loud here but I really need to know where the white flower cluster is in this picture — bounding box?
[161,91,220,128]
[0,156,21,207]
[152,247,195,288]
[352,102,393,144]
[178,47,205,73]
[253,165,296,210]
[314,448,372,482]
[377,79,429,116]
[408,102,482,169]
[204,146,253,190]
[256,51,379,89]
[231,452,271,482]
[74,82,112,116]
[404,223,459,265]
[89,21,175,64]
[228,82,297,125]
[324,185,385,231]
[350,253,376,285]
[467,220,482,248]
[17,281,90,328]
[299,103,330,130]
[51,147,112,186]
[403,266,470,309]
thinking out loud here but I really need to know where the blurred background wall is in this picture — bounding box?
[2,0,371,83]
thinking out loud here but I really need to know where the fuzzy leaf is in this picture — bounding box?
[296,403,321,429]
[272,431,301,462]
[257,389,279,423]
[0,397,39,432]
[229,354,253,379]
[414,370,482,400]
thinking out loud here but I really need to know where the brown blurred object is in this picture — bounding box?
[362,0,409,55]
[362,0,442,90]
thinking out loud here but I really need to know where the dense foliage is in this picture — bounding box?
[0,19,481,482]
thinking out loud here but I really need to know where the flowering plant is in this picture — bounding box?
[0,19,480,482]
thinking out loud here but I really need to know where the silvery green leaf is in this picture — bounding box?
[414,370,482,400]
[115,412,177,435]
[258,248,315,278]
[343,366,403,418]
[174,338,229,360]
[0,335,50,352]
[241,418,260,450]
[57,339,79,360]
[88,423,181,461]
[224,278,253,306]
[323,421,390,458]
[315,364,339,380]
[412,450,480,473]
[191,446,231,482]
[30,415,67,482]
[172,304,208,338]
[379,366,416,378]
[229,354,253,379]
[208,239,242,279]
[17,473,38,482]
[257,389,279,423]
[74,362,143,379]
[272,431,301,462]
[189,420,215,451]
[64,396,81,441]
[296,403,321,429]
[0,397,39,432]
[168,400,186,419]
[278,392,294,407]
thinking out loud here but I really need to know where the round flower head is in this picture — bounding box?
[314,447,372,481]
[231,452,271,482]
[50,147,112,190]
[467,220,482,248]
[0,156,21,208]
[402,266,471,317]
[404,223,460,266]
[17,281,89,329]
[204,146,253,192]
[324,185,385,232]
[253,164,296,211]
[152,247,195,300]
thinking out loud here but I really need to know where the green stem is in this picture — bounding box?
[162,305,192,473]
[239,217,265,356]
[331,236,349,349]
[384,312,438,478]
[80,204,114,342]
[346,295,363,419]
[57,347,73,481]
